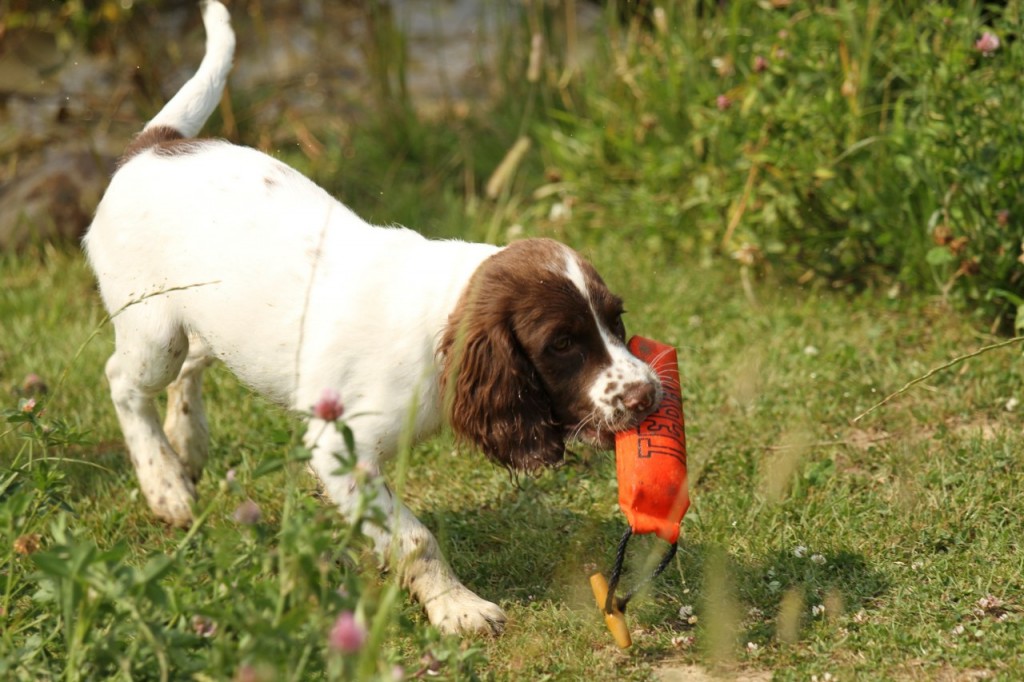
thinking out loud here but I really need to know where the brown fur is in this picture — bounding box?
[117,125,205,168]
[439,239,627,471]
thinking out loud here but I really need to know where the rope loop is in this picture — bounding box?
[602,526,677,615]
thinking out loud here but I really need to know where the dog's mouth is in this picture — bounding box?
[569,395,663,448]
[572,410,656,451]
[567,386,664,451]
[573,425,616,450]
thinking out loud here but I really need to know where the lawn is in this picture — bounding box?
[2,1,1023,680]
[5,237,1023,680]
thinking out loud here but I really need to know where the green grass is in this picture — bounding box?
[4,0,1024,679]
[4,241,1024,680]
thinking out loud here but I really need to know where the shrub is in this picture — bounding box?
[530,1,1023,329]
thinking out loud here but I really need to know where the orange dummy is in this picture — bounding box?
[591,336,690,648]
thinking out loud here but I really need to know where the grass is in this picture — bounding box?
[4,0,1024,679]
[4,241,1024,680]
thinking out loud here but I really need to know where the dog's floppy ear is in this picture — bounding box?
[439,291,566,472]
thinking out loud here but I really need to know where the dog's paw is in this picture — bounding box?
[425,586,507,636]
[144,475,197,528]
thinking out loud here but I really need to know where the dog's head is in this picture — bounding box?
[439,238,663,471]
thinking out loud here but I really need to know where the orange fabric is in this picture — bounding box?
[614,337,690,544]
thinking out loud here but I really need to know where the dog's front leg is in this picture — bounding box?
[305,420,507,636]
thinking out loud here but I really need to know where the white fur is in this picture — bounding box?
[147,0,235,137]
[85,142,506,633]
[561,251,658,422]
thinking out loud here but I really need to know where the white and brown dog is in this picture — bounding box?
[84,1,661,635]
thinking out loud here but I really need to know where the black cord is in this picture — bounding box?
[603,528,678,614]
[604,526,633,614]
[621,541,677,609]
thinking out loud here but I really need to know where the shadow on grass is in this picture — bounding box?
[419,485,890,642]
[54,439,889,649]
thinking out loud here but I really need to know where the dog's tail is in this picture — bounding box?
[121,1,234,163]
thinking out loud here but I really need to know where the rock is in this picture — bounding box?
[0,29,63,97]
[0,148,115,251]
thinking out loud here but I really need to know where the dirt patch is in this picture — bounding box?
[843,426,895,451]
[653,663,772,682]
[843,413,1013,453]
[897,661,996,681]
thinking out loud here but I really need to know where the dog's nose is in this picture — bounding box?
[623,382,658,414]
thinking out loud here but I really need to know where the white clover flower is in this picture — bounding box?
[671,635,695,648]
[549,202,571,221]
[977,594,1004,612]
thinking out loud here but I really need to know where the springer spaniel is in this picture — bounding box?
[84,1,662,635]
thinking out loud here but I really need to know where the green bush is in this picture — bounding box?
[531,1,1023,328]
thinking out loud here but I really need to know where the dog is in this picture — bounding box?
[84,1,662,635]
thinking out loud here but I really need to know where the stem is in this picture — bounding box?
[173,487,224,558]
[273,472,295,628]
[125,601,169,682]
[852,335,1024,423]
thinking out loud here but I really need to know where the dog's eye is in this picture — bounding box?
[612,313,626,340]
[550,336,573,353]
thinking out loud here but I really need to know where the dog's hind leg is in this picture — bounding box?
[105,320,197,527]
[164,333,214,483]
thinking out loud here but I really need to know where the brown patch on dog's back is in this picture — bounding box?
[118,125,207,169]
